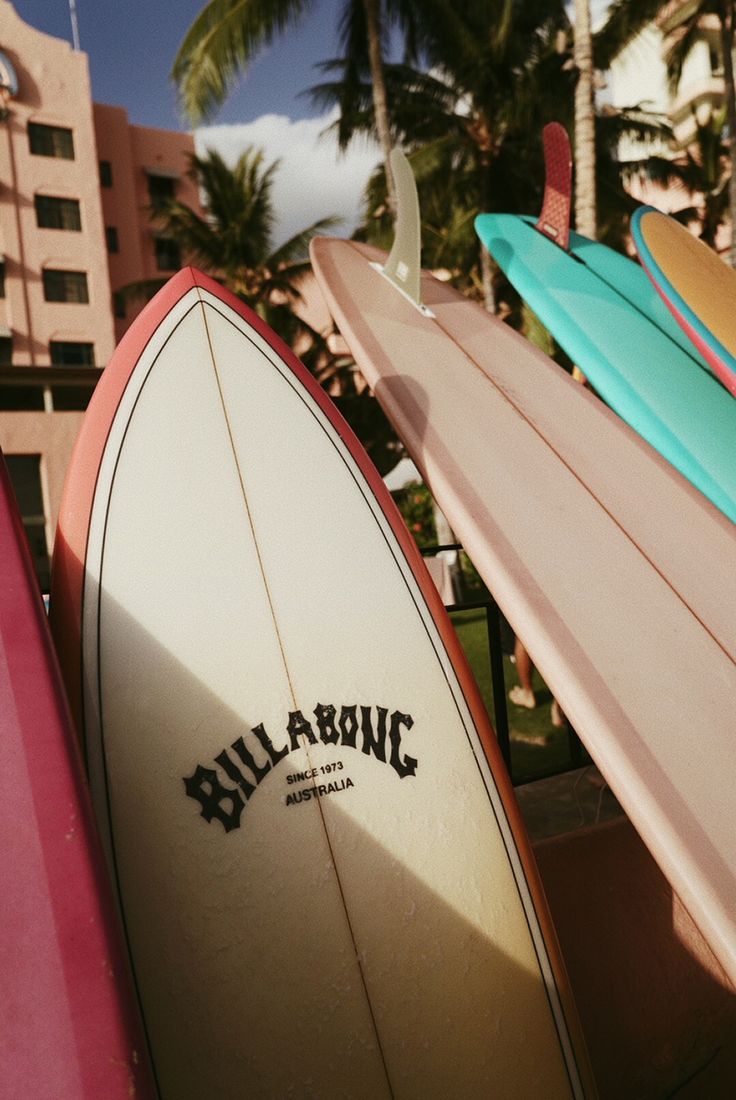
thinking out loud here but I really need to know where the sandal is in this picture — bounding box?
[509,685,536,709]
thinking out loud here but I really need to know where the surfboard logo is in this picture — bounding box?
[183,703,418,832]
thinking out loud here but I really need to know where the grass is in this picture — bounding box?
[449,608,588,786]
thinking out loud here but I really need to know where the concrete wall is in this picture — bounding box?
[0,409,83,550]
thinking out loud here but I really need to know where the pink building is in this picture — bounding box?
[94,103,202,344]
[0,1,202,585]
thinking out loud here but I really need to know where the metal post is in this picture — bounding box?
[485,599,511,772]
[69,0,81,51]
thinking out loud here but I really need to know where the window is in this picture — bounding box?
[50,341,94,366]
[5,455,50,591]
[35,194,82,231]
[0,385,44,411]
[49,342,96,410]
[113,291,126,319]
[50,383,96,411]
[148,174,176,206]
[99,159,113,187]
[28,122,74,159]
[42,269,89,304]
[154,236,181,271]
[106,226,119,253]
[0,335,11,365]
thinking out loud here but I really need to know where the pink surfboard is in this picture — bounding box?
[310,195,736,993]
[0,454,153,1097]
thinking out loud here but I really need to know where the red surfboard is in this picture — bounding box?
[0,453,153,1097]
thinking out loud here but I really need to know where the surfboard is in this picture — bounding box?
[632,205,736,397]
[310,151,736,999]
[0,453,152,1097]
[474,211,736,523]
[49,267,591,1098]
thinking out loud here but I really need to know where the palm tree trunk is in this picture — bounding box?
[574,0,597,238]
[363,0,396,218]
[719,2,736,266]
[480,245,496,313]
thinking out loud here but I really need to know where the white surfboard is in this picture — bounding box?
[50,269,591,1098]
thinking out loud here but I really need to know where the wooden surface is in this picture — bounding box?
[475,213,736,522]
[310,236,736,993]
[50,268,587,1099]
[632,205,736,396]
[0,455,152,1098]
[536,819,736,1098]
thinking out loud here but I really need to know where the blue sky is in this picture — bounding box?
[11,1,613,245]
[12,0,382,242]
[14,1,613,130]
[13,0,348,129]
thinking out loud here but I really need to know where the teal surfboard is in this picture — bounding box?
[475,212,736,523]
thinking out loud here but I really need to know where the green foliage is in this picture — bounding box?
[173,0,320,124]
[153,147,339,301]
[173,0,427,125]
[391,480,437,548]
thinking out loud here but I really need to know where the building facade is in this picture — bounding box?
[609,0,729,215]
[0,1,201,583]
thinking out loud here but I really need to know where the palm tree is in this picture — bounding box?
[313,0,573,310]
[128,145,403,472]
[124,146,339,365]
[171,0,425,217]
[574,0,597,237]
[596,0,736,263]
[624,107,731,245]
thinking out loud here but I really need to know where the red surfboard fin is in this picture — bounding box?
[536,122,572,252]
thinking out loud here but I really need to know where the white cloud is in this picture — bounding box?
[195,111,382,248]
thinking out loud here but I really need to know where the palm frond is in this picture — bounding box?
[172,0,315,123]
[664,17,702,95]
[594,0,665,70]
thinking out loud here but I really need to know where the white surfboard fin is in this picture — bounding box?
[535,123,572,252]
[376,149,434,316]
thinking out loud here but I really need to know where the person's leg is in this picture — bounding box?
[550,698,566,727]
[509,638,536,708]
